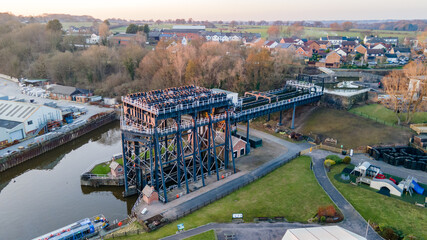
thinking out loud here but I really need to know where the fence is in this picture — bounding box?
[351,111,406,130]
[0,112,117,172]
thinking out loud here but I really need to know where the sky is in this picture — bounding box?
[3,0,427,21]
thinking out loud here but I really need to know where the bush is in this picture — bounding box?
[318,205,336,217]
[324,159,336,167]
[326,155,342,163]
[320,216,326,222]
[343,156,351,164]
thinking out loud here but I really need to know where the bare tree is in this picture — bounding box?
[382,62,427,124]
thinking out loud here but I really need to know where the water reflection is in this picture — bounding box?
[0,121,135,240]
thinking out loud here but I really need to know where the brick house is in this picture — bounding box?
[317,41,331,50]
[47,85,93,101]
[354,44,367,54]
[232,136,247,158]
[109,161,124,177]
[142,185,159,205]
[295,46,312,58]
[305,41,320,52]
[341,41,356,52]
[323,51,341,68]
[110,33,144,46]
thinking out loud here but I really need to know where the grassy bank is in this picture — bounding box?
[114,156,335,239]
[328,164,427,239]
[300,108,412,148]
[350,104,427,126]
[91,158,123,175]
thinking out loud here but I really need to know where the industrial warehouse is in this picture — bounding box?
[0,100,62,145]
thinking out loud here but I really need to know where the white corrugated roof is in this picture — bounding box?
[0,100,40,122]
[282,226,366,240]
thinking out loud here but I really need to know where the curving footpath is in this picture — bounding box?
[307,150,383,240]
[158,127,383,240]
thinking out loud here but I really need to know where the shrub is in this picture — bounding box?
[320,216,326,222]
[343,156,351,164]
[318,205,336,217]
[324,159,336,167]
[326,155,342,163]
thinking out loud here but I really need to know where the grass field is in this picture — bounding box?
[184,230,216,240]
[328,164,427,239]
[300,107,413,148]
[108,23,418,40]
[350,104,427,125]
[61,21,94,29]
[115,156,335,239]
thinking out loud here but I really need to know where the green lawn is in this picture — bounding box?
[115,158,124,166]
[184,230,216,240]
[300,107,413,148]
[61,21,95,29]
[91,162,110,175]
[350,104,427,125]
[115,156,335,239]
[328,164,427,239]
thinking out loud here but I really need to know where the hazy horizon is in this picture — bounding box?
[3,0,427,21]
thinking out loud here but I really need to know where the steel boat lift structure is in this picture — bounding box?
[120,81,323,203]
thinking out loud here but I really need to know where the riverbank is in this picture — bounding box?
[0,111,118,172]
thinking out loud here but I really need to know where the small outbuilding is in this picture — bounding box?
[109,161,124,177]
[142,185,159,205]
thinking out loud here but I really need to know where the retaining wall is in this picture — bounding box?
[0,112,118,172]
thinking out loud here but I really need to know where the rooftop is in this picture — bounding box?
[0,119,22,129]
[124,85,228,111]
[0,100,41,122]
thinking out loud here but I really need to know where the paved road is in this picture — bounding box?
[160,222,320,240]
[307,150,383,240]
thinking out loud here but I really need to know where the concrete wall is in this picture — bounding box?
[80,176,124,187]
[320,91,368,110]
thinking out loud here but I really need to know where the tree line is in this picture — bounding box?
[0,13,304,99]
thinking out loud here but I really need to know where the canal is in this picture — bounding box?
[0,121,136,240]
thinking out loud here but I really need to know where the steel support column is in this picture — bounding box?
[278,111,283,126]
[246,120,250,155]
[291,103,296,129]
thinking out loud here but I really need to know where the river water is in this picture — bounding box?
[0,122,136,240]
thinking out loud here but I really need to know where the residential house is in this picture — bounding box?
[371,43,389,51]
[317,41,331,50]
[325,51,342,67]
[341,41,356,52]
[365,49,385,63]
[354,44,367,55]
[383,37,399,46]
[327,36,346,45]
[390,47,411,58]
[384,53,398,64]
[335,48,348,58]
[85,34,99,44]
[110,34,141,46]
[295,46,312,58]
[264,41,279,49]
[305,41,320,52]
[276,43,297,52]
[280,38,296,44]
